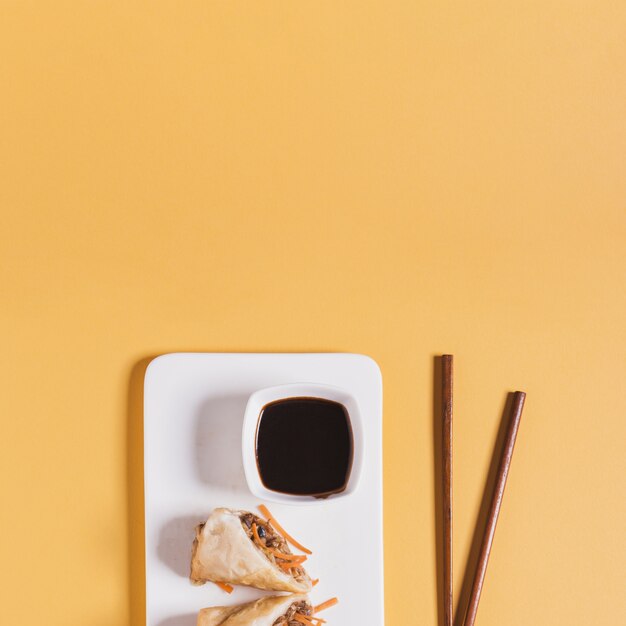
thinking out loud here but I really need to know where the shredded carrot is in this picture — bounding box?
[291,556,307,564]
[269,548,307,562]
[214,581,233,593]
[277,558,305,571]
[293,615,315,626]
[314,598,338,613]
[252,522,264,546]
[312,578,319,587]
[258,505,312,554]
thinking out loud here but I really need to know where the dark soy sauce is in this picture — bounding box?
[255,397,353,498]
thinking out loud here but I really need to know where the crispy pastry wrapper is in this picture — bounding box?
[191,508,312,593]
[197,594,310,626]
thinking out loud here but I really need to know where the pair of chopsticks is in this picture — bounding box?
[441,354,526,626]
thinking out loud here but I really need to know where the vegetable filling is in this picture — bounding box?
[272,600,315,626]
[240,513,308,584]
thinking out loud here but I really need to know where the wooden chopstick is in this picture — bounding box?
[442,355,453,626]
[461,390,526,626]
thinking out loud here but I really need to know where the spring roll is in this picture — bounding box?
[198,594,312,626]
[191,508,312,593]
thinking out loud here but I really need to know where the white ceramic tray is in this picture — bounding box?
[144,353,384,626]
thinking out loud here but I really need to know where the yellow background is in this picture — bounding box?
[1,2,625,625]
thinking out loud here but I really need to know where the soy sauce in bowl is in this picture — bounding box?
[255,397,353,498]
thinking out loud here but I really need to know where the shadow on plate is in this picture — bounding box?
[158,515,205,577]
[195,394,250,491]
[156,614,197,626]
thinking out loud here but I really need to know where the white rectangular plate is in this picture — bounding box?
[144,353,384,626]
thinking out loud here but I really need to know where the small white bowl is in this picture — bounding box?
[242,382,364,505]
